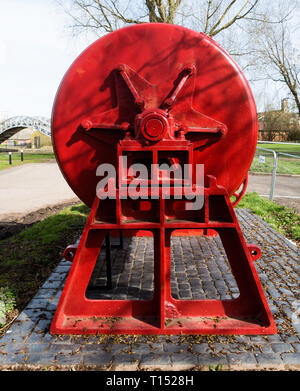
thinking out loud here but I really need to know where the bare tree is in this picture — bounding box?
[186,0,259,37]
[252,19,300,115]
[61,0,183,35]
[61,0,260,38]
[61,1,295,68]
[60,0,265,68]
[287,120,300,141]
[145,0,183,23]
[60,0,299,113]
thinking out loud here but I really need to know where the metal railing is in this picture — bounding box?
[254,147,300,201]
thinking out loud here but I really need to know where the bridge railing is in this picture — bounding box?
[0,116,51,138]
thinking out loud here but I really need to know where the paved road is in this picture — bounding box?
[247,174,300,198]
[0,163,299,222]
[247,174,300,213]
[0,163,79,221]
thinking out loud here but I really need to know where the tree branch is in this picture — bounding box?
[209,0,259,37]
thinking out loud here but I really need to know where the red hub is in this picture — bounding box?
[136,109,171,142]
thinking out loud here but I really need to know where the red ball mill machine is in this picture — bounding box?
[50,24,276,335]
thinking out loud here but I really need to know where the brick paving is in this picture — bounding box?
[0,209,299,370]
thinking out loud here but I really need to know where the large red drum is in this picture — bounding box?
[51,23,257,207]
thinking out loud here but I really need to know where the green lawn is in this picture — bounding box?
[0,152,55,171]
[257,142,300,156]
[0,203,89,334]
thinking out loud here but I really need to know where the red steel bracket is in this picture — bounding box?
[63,244,78,262]
[50,176,276,336]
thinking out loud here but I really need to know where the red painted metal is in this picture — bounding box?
[231,175,248,207]
[51,23,257,207]
[63,244,78,262]
[51,176,276,335]
[247,243,262,262]
[50,23,276,335]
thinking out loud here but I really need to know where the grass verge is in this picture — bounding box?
[0,152,55,171]
[236,192,300,244]
[257,143,300,156]
[0,204,89,336]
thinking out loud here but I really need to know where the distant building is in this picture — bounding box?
[1,127,52,148]
[258,99,300,141]
[30,130,52,148]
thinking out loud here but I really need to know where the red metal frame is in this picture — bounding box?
[50,175,276,335]
[50,25,276,335]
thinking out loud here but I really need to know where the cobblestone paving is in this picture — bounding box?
[0,209,299,370]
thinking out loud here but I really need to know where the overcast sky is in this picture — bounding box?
[0,0,90,119]
[0,0,298,119]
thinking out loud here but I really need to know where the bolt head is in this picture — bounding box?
[81,119,93,131]
[164,98,173,107]
[185,64,196,74]
[116,64,126,72]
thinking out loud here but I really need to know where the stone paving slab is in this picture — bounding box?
[0,209,299,370]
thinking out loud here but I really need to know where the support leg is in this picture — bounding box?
[105,232,112,289]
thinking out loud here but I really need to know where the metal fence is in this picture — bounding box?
[249,144,300,201]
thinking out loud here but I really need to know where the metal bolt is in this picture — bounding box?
[135,99,145,110]
[185,64,196,74]
[116,64,126,72]
[164,98,174,108]
[81,119,93,131]
[218,125,227,137]
[120,122,130,131]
